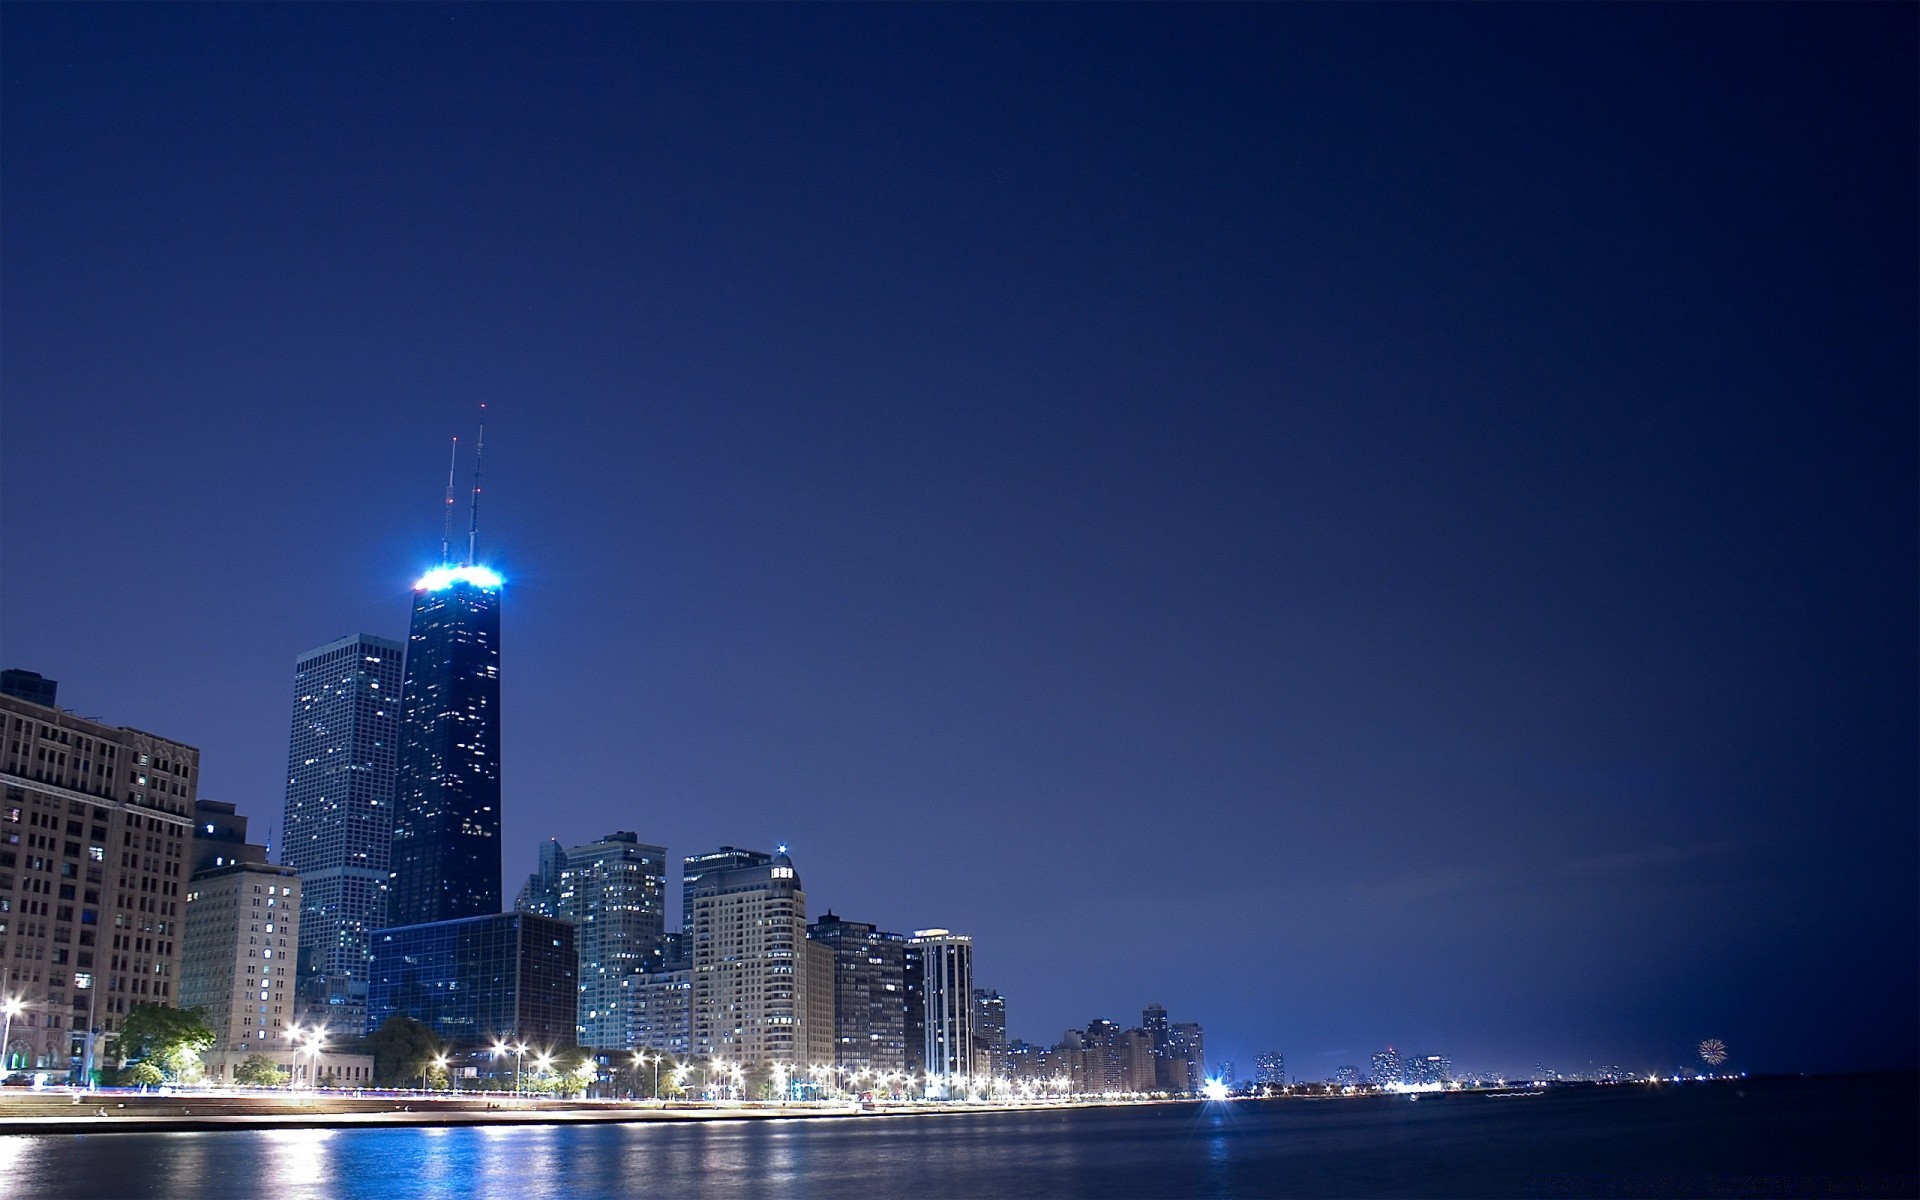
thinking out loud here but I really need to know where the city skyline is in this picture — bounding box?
[2,4,1913,1080]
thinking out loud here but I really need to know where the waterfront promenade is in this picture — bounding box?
[0,1089,1158,1135]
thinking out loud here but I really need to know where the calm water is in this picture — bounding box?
[4,1075,1915,1198]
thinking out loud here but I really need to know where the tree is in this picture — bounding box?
[108,1004,216,1083]
[561,1056,597,1098]
[234,1054,290,1088]
[365,1016,448,1088]
[125,1061,165,1089]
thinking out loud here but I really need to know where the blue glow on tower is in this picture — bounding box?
[388,563,504,927]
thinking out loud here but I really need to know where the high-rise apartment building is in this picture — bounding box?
[1118,1027,1158,1092]
[1403,1052,1450,1085]
[681,847,771,928]
[388,565,503,926]
[181,850,301,1051]
[1164,1021,1206,1092]
[1255,1051,1286,1086]
[280,633,403,1029]
[0,690,197,1080]
[516,832,667,1050]
[972,988,1007,1079]
[904,928,974,1091]
[807,912,907,1074]
[1371,1046,1402,1087]
[631,934,691,1057]
[686,848,825,1070]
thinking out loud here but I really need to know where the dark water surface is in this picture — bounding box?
[5,1075,1915,1198]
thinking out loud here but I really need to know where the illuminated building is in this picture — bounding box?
[687,847,827,1069]
[1119,1027,1157,1092]
[1404,1052,1451,1085]
[681,846,771,927]
[515,831,667,1049]
[1255,1051,1286,1086]
[1164,1021,1206,1092]
[388,565,503,926]
[181,848,301,1052]
[1371,1046,1402,1087]
[631,934,691,1056]
[280,633,403,1030]
[366,911,576,1047]
[808,912,907,1073]
[1332,1064,1361,1086]
[972,987,1007,1079]
[0,690,197,1080]
[904,928,974,1090]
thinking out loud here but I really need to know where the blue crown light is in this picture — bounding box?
[415,564,504,591]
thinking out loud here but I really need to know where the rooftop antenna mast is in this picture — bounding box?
[467,404,486,566]
[441,437,459,565]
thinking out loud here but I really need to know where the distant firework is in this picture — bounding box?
[1698,1039,1728,1066]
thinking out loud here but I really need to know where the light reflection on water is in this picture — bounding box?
[260,1128,336,1194]
[8,1078,1915,1200]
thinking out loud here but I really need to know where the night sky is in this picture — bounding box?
[3,5,1914,1080]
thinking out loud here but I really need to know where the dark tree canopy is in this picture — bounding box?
[366,1016,447,1088]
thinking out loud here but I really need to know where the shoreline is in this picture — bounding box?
[0,1091,1186,1136]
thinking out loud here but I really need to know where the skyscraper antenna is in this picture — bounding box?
[467,405,486,566]
[441,436,459,566]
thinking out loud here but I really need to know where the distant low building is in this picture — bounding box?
[202,1046,374,1088]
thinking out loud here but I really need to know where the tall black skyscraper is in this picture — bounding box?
[387,563,503,925]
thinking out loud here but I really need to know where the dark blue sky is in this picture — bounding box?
[3,4,1913,1079]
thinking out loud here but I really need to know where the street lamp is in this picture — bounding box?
[490,1040,509,1093]
[0,997,23,1075]
[301,1030,326,1089]
[432,1053,449,1094]
[515,1043,529,1095]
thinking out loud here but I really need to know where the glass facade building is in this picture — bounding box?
[281,633,403,1028]
[388,567,503,926]
[366,912,577,1047]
